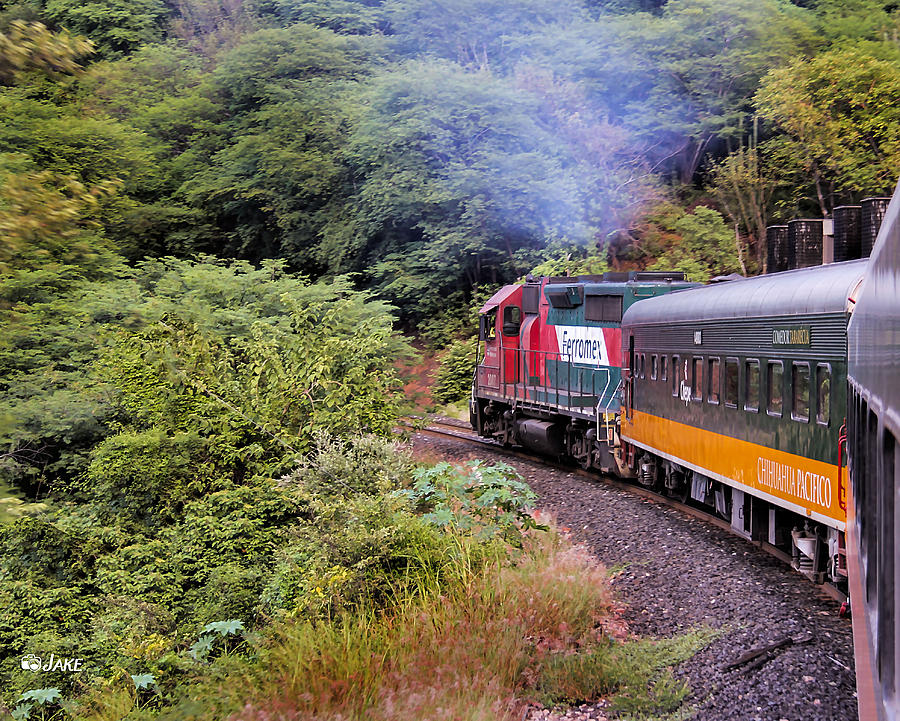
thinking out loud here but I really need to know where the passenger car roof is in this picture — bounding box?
[623,260,869,325]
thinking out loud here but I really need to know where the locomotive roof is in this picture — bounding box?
[623,260,869,326]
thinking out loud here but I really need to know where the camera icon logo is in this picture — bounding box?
[21,654,41,671]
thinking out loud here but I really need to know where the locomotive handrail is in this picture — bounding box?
[492,346,617,413]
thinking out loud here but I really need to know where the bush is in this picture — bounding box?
[202,523,700,721]
[85,430,214,523]
[432,336,477,405]
[291,432,417,498]
[403,461,544,544]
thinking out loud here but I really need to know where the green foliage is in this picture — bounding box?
[334,60,597,323]
[85,430,213,523]
[0,161,119,274]
[77,44,225,189]
[532,626,721,711]
[646,205,742,282]
[432,336,477,406]
[165,0,260,58]
[98,283,406,458]
[0,256,411,490]
[523,0,816,185]
[267,486,455,617]
[294,432,417,497]
[525,241,612,279]
[385,0,588,68]
[0,94,162,192]
[211,22,380,113]
[189,620,245,662]
[811,0,900,43]
[5,1,900,717]
[605,628,722,715]
[0,20,93,85]
[262,0,384,35]
[43,0,169,59]
[755,46,900,212]
[12,688,63,721]
[130,672,157,690]
[0,90,167,260]
[3,429,511,703]
[176,23,382,264]
[402,461,544,543]
[0,0,892,329]
[706,124,774,273]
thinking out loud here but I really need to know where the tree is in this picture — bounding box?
[0,19,93,84]
[210,22,382,113]
[78,42,211,123]
[181,88,361,266]
[0,91,170,256]
[612,0,816,183]
[0,93,162,189]
[755,46,900,213]
[811,0,900,43]
[259,0,384,35]
[177,23,381,262]
[646,205,742,282]
[328,60,591,322]
[43,0,169,59]
[384,0,587,70]
[0,163,127,488]
[77,44,227,254]
[707,119,777,272]
[168,0,259,57]
[0,162,118,274]
[0,255,411,490]
[585,0,665,12]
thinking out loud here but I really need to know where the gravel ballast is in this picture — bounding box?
[412,430,858,721]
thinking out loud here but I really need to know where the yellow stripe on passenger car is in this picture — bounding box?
[622,410,845,527]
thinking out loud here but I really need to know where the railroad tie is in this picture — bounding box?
[722,633,814,674]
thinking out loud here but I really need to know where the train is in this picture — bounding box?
[470,262,863,586]
[846,188,900,721]
[469,188,900,721]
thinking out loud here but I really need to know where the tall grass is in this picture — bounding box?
[222,524,715,721]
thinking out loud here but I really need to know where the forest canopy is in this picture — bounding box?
[1,0,897,322]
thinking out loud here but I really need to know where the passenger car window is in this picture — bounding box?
[816,364,831,425]
[651,354,658,380]
[660,355,668,383]
[744,359,759,412]
[707,357,720,404]
[724,357,738,408]
[792,362,810,422]
[767,361,783,416]
[671,355,680,397]
[692,357,703,401]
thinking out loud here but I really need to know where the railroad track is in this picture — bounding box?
[402,416,848,605]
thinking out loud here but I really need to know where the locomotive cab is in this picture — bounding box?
[474,284,524,395]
